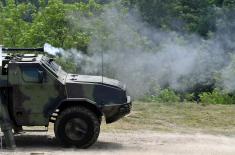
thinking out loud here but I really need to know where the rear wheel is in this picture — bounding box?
[54,106,100,148]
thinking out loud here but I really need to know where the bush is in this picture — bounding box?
[156,89,180,103]
[182,93,195,102]
[144,88,180,103]
[199,89,235,105]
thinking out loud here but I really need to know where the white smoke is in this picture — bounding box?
[44,43,64,56]
[69,7,225,97]
[44,6,235,98]
[220,55,235,92]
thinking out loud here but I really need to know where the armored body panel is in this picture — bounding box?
[6,55,65,126]
[0,48,131,149]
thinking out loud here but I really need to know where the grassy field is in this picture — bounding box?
[102,102,235,135]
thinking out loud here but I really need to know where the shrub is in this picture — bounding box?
[199,89,235,105]
[156,89,180,103]
[145,88,180,103]
[182,93,195,102]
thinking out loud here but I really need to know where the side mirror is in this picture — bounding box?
[38,70,44,83]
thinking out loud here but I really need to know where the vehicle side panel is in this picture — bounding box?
[8,62,66,126]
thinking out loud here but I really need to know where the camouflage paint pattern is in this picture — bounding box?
[2,54,131,127]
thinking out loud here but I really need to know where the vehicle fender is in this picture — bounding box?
[53,98,103,117]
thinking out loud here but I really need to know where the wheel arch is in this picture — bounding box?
[56,99,103,118]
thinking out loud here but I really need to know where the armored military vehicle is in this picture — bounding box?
[0,46,131,149]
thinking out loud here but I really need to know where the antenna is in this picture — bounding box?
[101,50,104,84]
[0,45,3,67]
[0,46,2,147]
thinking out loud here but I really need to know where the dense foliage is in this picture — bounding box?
[0,0,101,49]
[1,0,235,104]
[2,0,233,48]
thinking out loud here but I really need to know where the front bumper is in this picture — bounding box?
[103,96,132,124]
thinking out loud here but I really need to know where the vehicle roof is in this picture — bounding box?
[8,54,43,63]
[6,54,67,84]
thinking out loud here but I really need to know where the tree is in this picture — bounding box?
[0,0,33,46]
[22,0,101,49]
[125,0,218,36]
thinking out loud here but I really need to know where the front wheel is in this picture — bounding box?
[54,106,100,148]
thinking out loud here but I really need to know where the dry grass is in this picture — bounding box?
[102,102,235,135]
[10,102,235,155]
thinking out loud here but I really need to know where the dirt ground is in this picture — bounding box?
[1,131,235,155]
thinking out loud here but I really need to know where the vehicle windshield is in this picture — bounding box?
[41,56,67,76]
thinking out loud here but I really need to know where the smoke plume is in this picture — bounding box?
[46,6,235,98]
[44,43,64,56]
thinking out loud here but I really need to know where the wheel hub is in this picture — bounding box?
[65,118,88,141]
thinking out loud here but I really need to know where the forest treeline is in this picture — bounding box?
[1,0,235,104]
[2,0,235,48]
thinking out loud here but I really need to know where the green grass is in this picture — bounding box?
[102,102,235,135]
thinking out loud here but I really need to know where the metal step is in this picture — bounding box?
[21,126,48,132]
[22,129,48,132]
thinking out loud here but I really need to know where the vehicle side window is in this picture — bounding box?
[21,67,40,83]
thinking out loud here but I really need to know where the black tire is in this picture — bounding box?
[54,106,100,148]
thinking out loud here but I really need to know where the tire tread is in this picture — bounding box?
[54,106,100,148]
